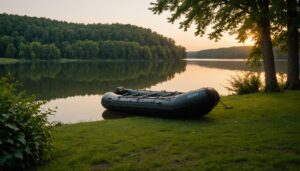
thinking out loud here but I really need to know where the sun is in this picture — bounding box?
[243,34,255,46]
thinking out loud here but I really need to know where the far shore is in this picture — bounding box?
[0,57,292,65]
[185,58,289,62]
[0,58,189,64]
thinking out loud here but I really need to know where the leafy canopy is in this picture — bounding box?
[150,0,260,42]
[150,0,287,66]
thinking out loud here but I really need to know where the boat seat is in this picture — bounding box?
[160,91,179,97]
[115,87,128,95]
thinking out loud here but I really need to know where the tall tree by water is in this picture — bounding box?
[286,0,299,89]
[272,0,299,89]
[151,0,281,92]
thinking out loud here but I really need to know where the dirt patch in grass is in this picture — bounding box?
[91,161,109,171]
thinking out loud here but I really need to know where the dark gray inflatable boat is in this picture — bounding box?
[101,87,220,117]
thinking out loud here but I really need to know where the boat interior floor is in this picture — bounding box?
[120,91,182,99]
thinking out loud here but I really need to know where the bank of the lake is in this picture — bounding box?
[38,91,300,170]
[0,58,19,64]
[0,58,187,64]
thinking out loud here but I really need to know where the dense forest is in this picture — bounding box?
[187,46,287,59]
[0,13,186,60]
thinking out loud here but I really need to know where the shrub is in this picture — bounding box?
[0,76,54,169]
[226,72,262,95]
[277,72,287,90]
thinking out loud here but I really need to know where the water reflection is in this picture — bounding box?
[0,60,291,123]
[0,61,186,100]
[188,60,288,72]
[46,95,104,123]
[150,60,291,95]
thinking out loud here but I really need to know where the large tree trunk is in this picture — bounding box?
[286,0,300,89]
[259,0,280,92]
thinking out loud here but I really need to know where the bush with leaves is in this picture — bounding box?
[226,72,262,95]
[0,76,54,169]
[277,72,287,90]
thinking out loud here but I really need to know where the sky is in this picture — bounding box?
[0,0,253,51]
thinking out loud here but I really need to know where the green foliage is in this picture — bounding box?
[226,72,262,94]
[247,44,262,69]
[271,0,300,54]
[0,76,53,169]
[0,13,186,60]
[277,72,288,90]
[151,0,257,42]
[5,43,17,58]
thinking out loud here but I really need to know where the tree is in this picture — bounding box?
[286,0,299,89]
[151,0,280,91]
[0,36,13,57]
[18,43,30,59]
[272,0,299,89]
[42,44,61,59]
[5,43,17,58]
[29,41,42,59]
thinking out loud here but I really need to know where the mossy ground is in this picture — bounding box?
[38,91,300,170]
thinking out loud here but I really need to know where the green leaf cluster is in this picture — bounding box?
[226,72,262,94]
[0,76,54,169]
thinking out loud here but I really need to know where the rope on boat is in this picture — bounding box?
[220,99,233,110]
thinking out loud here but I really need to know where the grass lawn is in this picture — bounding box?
[0,58,19,64]
[38,91,300,171]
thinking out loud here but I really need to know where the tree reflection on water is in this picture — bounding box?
[0,60,187,100]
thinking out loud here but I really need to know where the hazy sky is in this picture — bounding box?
[0,0,253,51]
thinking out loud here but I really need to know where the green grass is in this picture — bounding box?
[0,58,19,64]
[38,91,300,171]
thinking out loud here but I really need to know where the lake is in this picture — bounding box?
[0,59,289,123]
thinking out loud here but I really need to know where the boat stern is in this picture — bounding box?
[205,88,220,107]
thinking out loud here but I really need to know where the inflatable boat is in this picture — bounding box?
[101,87,220,117]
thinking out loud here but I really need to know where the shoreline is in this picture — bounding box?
[0,57,293,65]
[0,58,185,64]
[38,91,300,170]
[0,58,20,64]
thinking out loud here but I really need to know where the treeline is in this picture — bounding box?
[0,13,186,60]
[187,46,289,59]
[187,46,252,59]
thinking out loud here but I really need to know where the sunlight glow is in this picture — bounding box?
[243,36,255,46]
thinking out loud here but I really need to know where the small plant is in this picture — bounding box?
[0,76,54,169]
[226,72,262,95]
[277,72,287,90]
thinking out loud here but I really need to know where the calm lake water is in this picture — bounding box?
[0,59,289,123]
